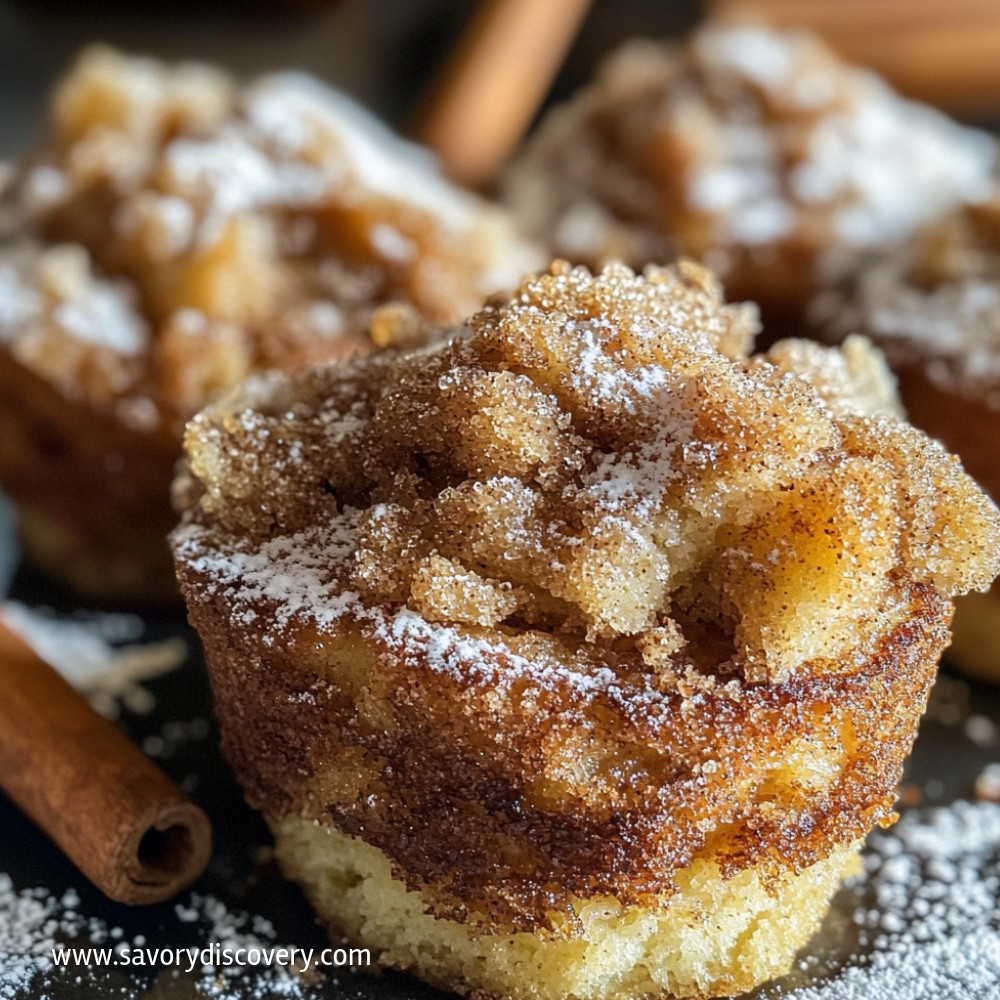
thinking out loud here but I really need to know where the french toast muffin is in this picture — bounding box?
[0,46,540,602]
[504,21,995,332]
[814,196,1000,682]
[173,261,1000,1000]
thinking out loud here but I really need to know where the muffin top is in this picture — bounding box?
[0,46,540,429]
[815,195,1000,400]
[174,261,1000,688]
[504,22,995,305]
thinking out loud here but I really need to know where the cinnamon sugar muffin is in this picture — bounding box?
[504,22,995,330]
[173,261,1000,1000]
[0,46,540,602]
[815,196,1000,682]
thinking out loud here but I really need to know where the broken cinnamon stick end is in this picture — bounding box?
[111,799,213,905]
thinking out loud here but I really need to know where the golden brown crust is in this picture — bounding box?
[179,556,946,932]
[173,261,1000,939]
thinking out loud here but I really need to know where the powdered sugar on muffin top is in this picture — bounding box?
[173,261,1000,690]
[504,23,995,301]
[814,197,1000,398]
[0,46,541,424]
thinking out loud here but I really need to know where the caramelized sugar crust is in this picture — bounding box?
[184,576,944,933]
[505,23,995,316]
[174,261,1000,931]
[0,46,537,598]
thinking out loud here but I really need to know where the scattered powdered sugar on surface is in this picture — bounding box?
[976,762,1000,803]
[0,881,311,999]
[4,803,1000,998]
[0,602,185,717]
[967,713,1000,749]
[173,893,311,999]
[766,802,1000,1000]
[0,879,92,999]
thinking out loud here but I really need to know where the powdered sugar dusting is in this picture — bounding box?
[381,607,621,697]
[173,518,360,636]
[505,21,996,296]
[161,128,328,246]
[694,23,797,89]
[813,219,1000,395]
[51,281,148,355]
[0,881,313,999]
[696,25,996,255]
[174,518,629,700]
[1,46,539,438]
[243,72,478,232]
[0,246,148,356]
[0,263,43,337]
[1,603,185,717]
[766,802,1000,1000]
[0,879,91,999]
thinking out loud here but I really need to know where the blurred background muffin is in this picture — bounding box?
[0,33,540,603]
[814,194,1000,683]
[503,19,996,337]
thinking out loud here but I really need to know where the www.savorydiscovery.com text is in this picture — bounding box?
[50,943,371,973]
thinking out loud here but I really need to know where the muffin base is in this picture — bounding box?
[0,351,180,605]
[274,816,861,1000]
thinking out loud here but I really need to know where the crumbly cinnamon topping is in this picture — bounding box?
[177,261,1000,686]
[0,46,540,425]
[504,22,995,302]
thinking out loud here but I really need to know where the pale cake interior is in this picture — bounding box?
[275,816,861,1000]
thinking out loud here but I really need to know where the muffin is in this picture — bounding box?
[504,21,995,332]
[814,196,1000,681]
[0,46,540,602]
[173,261,1000,1000]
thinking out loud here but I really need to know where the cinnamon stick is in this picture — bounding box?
[0,618,211,904]
[415,0,594,186]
